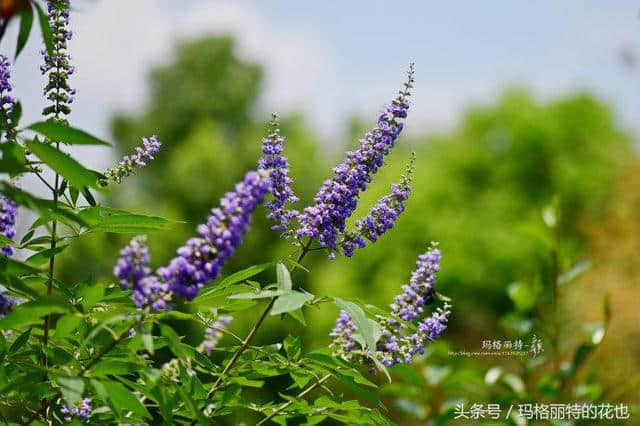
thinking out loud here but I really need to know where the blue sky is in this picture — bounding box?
[3,0,639,169]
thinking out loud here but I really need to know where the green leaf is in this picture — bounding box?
[335,298,377,351]
[0,255,43,276]
[271,291,313,316]
[228,289,290,300]
[0,235,16,248]
[276,262,292,291]
[8,328,31,354]
[176,387,209,424]
[283,335,302,360]
[78,206,177,233]
[91,360,141,377]
[25,140,104,189]
[0,184,86,227]
[507,281,539,311]
[222,263,271,286]
[0,142,27,176]
[28,121,111,146]
[332,371,384,409]
[53,315,83,340]
[0,298,72,329]
[76,283,104,310]
[0,333,6,362]
[288,308,306,326]
[57,376,84,407]
[34,2,54,58]
[16,4,34,59]
[100,380,150,419]
[25,244,68,266]
[141,332,154,355]
[82,187,97,206]
[160,325,188,360]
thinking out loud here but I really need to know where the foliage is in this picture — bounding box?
[380,203,630,425]
[0,3,451,424]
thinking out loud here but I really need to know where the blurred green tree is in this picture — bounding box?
[307,88,631,343]
[57,36,324,287]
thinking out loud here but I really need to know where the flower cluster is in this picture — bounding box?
[158,170,270,300]
[0,195,18,256]
[114,236,171,311]
[105,135,161,184]
[340,155,415,257]
[0,291,19,318]
[41,0,76,119]
[258,113,299,232]
[296,65,414,257]
[61,398,91,423]
[330,244,451,368]
[200,315,233,355]
[390,245,440,322]
[329,310,358,360]
[0,55,17,139]
[114,169,270,307]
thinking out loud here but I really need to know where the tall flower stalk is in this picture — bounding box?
[40,0,75,384]
[0,194,17,256]
[330,244,451,368]
[296,64,415,257]
[258,113,299,233]
[340,153,415,257]
[105,135,161,184]
[158,170,270,300]
[0,55,17,141]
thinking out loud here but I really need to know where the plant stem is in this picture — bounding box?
[206,238,314,400]
[79,325,132,376]
[42,166,59,351]
[257,374,331,425]
[550,228,560,374]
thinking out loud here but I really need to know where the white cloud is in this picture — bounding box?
[1,0,339,172]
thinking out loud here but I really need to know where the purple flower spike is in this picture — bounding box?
[201,315,233,355]
[61,397,92,423]
[258,113,299,233]
[329,310,358,360]
[0,195,18,257]
[114,236,151,291]
[296,65,415,257]
[0,55,17,139]
[341,154,415,257]
[41,1,75,119]
[390,243,440,322]
[106,135,161,183]
[114,236,171,311]
[330,243,451,369]
[158,170,270,300]
[0,291,19,318]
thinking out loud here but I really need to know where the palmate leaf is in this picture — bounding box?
[28,121,111,146]
[25,140,105,189]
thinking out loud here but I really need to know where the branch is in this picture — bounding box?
[257,374,331,425]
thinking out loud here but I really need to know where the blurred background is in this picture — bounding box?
[2,0,640,423]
